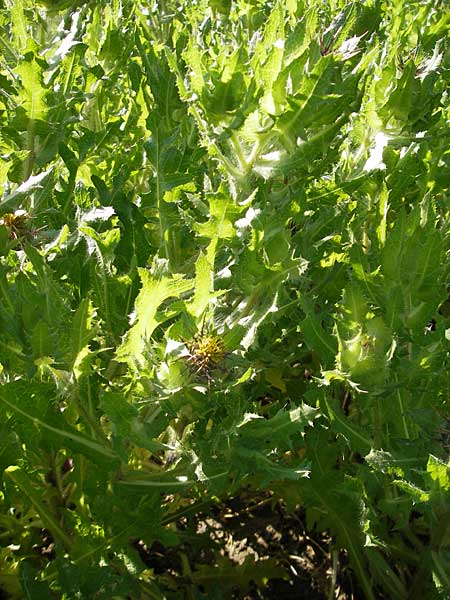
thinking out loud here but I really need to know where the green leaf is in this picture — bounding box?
[300,297,337,366]
[10,0,30,52]
[193,556,286,593]
[0,381,117,459]
[187,251,214,319]
[0,169,54,214]
[100,392,167,455]
[324,397,372,454]
[116,265,193,366]
[15,58,47,122]
[303,474,376,600]
[5,466,73,548]
[427,454,450,494]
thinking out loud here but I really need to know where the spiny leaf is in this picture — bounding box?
[15,58,47,121]
[116,266,193,366]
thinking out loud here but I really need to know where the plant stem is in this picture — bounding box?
[328,549,338,600]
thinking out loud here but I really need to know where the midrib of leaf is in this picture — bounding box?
[116,268,193,365]
[324,398,373,452]
[347,284,364,324]
[16,61,46,121]
[309,485,375,600]
[394,373,410,439]
[0,394,117,458]
[62,47,79,96]
[165,45,245,181]
[277,56,333,137]
[410,232,438,295]
[258,2,284,112]
[154,128,169,260]
[189,251,213,319]
[386,211,406,281]
[0,33,18,65]
[216,197,231,240]
[117,471,227,488]
[71,298,91,365]
[283,113,351,170]
[134,32,174,261]
[431,550,450,591]
[15,60,47,178]
[5,466,73,549]
[302,313,336,358]
[352,248,380,307]
[11,0,28,51]
[0,274,14,313]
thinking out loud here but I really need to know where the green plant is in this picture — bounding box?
[0,0,449,598]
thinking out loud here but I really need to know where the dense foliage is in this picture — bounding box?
[0,0,449,598]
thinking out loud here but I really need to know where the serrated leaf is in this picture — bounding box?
[324,398,372,454]
[5,466,73,548]
[0,168,53,212]
[427,455,450,493]
[100,392,166,455]
[70,299,95,362]
[0,381,116,459]
[303,474,376,600]
[116,267,193,366]
[10,0,29,52]
[300,297,337,365]
[237,404,318,442]
[192,556,286,592]
[15,59,47,121]
[188,251,213,319]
